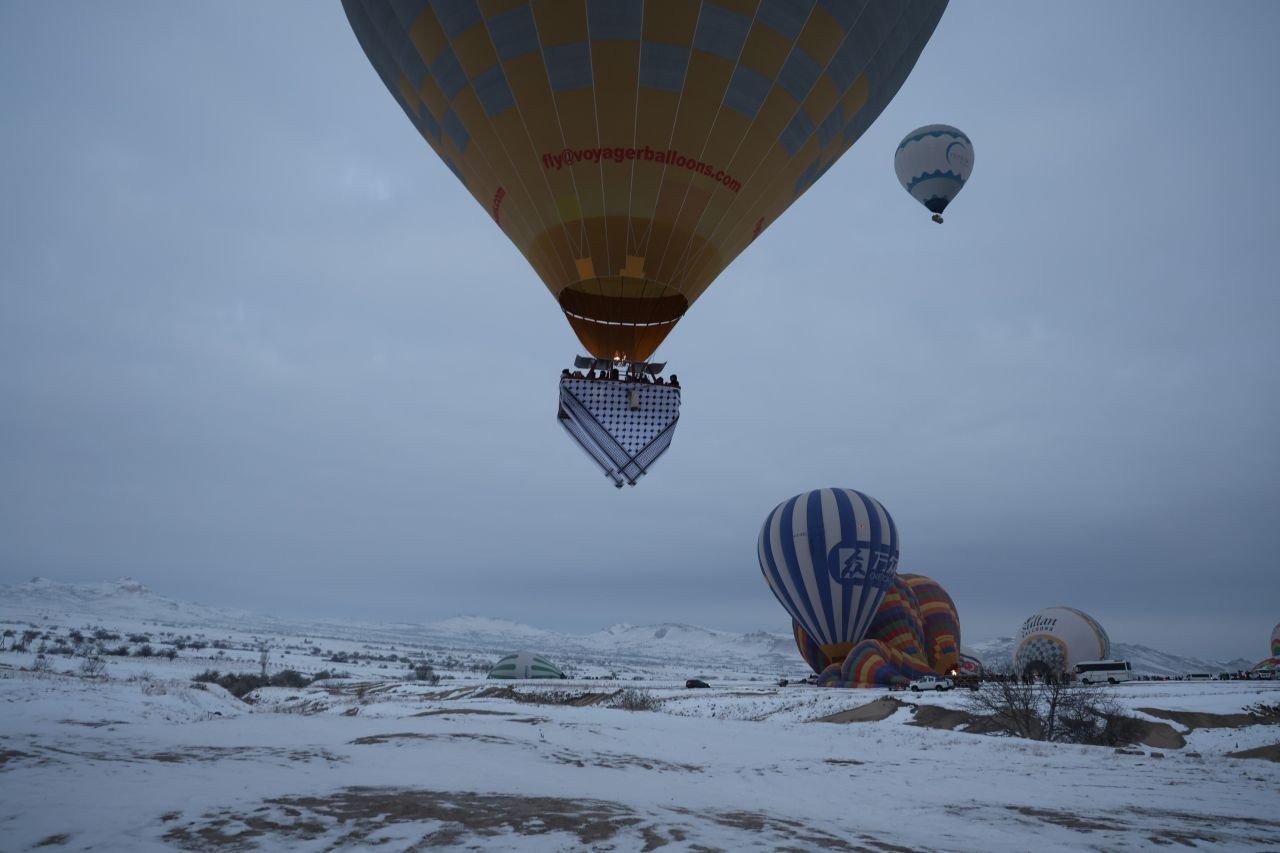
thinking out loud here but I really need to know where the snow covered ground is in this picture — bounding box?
[1,580,1277,851]
[2,670,1278,851]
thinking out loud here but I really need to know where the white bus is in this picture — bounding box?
[1075,660,1133,685]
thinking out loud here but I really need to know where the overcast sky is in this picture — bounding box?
[2,2,1277,660]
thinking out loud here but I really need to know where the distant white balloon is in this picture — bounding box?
[1012,607,1111,678]
[894,124,974,223]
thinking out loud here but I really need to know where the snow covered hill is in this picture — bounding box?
[0,577,1253,678]
[0,577,798,679]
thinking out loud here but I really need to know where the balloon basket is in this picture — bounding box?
[557,357,680,488]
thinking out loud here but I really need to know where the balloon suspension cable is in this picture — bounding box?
[931,213,944,224]
[565,354,671,383]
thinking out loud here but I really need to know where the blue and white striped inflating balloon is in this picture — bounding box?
[758,488,900,655]
[894,124,973,216]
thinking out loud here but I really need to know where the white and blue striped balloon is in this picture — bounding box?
[758,488,900,651]
[894,124,973,216]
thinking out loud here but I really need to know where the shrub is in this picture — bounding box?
[128,634,151,644]
[613,689,660,712]
[80,656,106,677]
[1246,702,1280,722]
[133,644,154,658]
[192,668,318,699]
[269,670,309,689]
[106,644,131,656]
[411,664,441,684]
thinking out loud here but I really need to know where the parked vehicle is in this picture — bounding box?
[909,675,953,692]
[1075,659,1133,685]
[1185,672,1213,681]
[685,678,710,689]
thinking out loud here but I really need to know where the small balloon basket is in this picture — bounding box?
[557,357,680,488]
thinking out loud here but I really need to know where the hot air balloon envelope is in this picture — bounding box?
[342,0,950,360]
[894,123,972,218]
[1253,623,1280,672]
[791,573,962,688]
[759,488,900,663]
[1012,607,1110,679]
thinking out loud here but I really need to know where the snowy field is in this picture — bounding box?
[1,581,1278,851]
[3,671,1279,851]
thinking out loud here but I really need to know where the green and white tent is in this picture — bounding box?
[487,651,565,680]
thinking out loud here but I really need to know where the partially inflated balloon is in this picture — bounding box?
[1012,606,1110,679]
[759,488,899,663]
[1254,623,1280,672]
[343,1,949,359]
[792,573,961,688]
[894,123,972,219]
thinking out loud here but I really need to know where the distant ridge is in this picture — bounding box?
[0,578,1253,678]
[0,577,798,678]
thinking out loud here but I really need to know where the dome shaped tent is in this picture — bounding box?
[487,651,565,680]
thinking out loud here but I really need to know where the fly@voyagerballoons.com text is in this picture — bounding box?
[541,145,742,192]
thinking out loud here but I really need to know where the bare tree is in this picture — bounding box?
[965,670,1142,745]
[965,676,1045,739]
[259,646,270,678]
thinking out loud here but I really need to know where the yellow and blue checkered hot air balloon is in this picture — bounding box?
[342,0,948,360]
[342,1,948,485]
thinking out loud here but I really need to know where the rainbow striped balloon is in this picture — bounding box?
[793,573,962,688]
